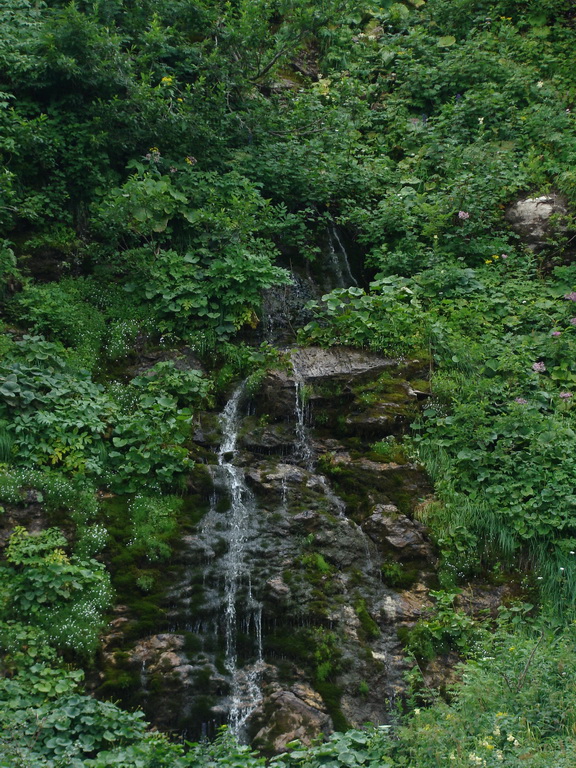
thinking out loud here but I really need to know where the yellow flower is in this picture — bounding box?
[177,98,183,102]
[161,76,173,84]
[44,548,70,565]
[485,259,493,264]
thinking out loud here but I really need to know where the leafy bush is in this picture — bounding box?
[403,590,478,661]
[300,280,428,356]
[95,169,290,338]
[0,527,112,656]
[127,494,183,561]
[0,336,114,474]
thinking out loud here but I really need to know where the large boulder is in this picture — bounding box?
[362,504,434,559]
[250,684,332,753]
[505,194,568,251]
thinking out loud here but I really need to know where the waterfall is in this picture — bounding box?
[291,359,349,518]
[327,224,358,289]
[291,361,314,470]
[212,384,265,739]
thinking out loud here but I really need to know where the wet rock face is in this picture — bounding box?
[250,684,332,753]
[97,347,498,750]
[124,346,205,379]
[289,347,398,382]
[261,274,318,345]
[505,194,569,252]
[257,347,426,427]
[363,504,434,560]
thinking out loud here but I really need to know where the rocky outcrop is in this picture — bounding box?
[505,194,569,251]
[257,347,427,423]
[250,684,332,753]
[96,348,506,751]
[124,346,204,378]
[290,347,397,382]
[363,504,434,560]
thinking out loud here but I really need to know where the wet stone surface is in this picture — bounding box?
[95,348,505,751]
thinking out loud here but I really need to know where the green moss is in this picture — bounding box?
[355,600,380,640]
[265,629,310,663]
[97,669,140,697]
[192,666,214,692]
[300,552,333,575]
[315,681,348,731]
[358,680,370,698]
[183,632,203,655]
[381,560,419,589]
[180,494,210,528]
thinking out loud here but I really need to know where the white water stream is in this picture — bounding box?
[213,385,265,738]
[291,362,315,471]
[327,224,358,289]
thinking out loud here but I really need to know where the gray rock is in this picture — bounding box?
[505,194,568,251]
[290,347,396,382]
[251,688,332,753]
[363,505,433,558]
[266,576,291,600]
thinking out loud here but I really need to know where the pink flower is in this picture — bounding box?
[458,211,470,220]
[570,318,576,325]
[551,331,562,337]
[560,392,573,399]
[564,292,576,301]
[515,397,528,404]
[532,362,546,373]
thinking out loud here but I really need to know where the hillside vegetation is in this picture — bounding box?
[1,0,576,765]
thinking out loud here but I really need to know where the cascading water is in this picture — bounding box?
[208,384,265,738]
[101,350,434,746]
[327,224,358,289]
[291,357,350,517]
[291,360,314,471]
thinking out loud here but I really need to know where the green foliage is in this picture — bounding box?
[130,360,212,407]
[0,526,112,656]
[403,590,478,661]
[390,620,576,767]
[96,168,290,338]
[0,665,153,768]
[106,368,201,492]
[370,437,407,463]
[127,494,182,561]
[1,0,576,762]
[9,279,106,370]
[0,335,114,474]
[272,728,394,768]
[300,280,427,356]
